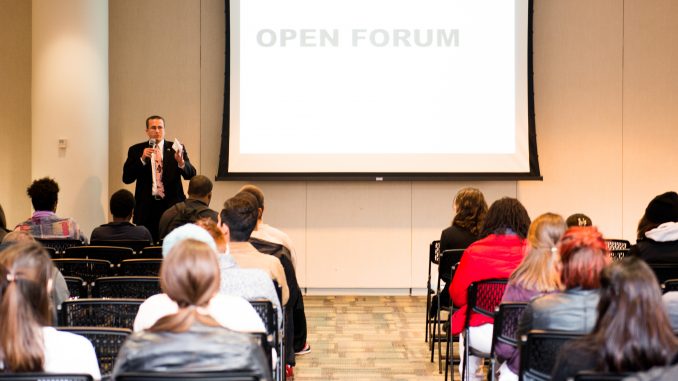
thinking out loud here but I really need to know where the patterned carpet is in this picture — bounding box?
[294,295,457,380]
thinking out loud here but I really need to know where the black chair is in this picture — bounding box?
[36,238,83,255]
[64,275,88,298]
[0,374,93,381]
[58,327,131,376]
[59,298,143,329]
[64,246,135,266]
[90,240,152,254]
[249,299,281,380]
[92,276,161,299]
[52,258,114,285]
[117,371,261,380]
[574,371,631,381]
[425,240,440,343]
[605,239,631,251]
[457,279,508,381]
[432,250,465,373]
[663,279,678,293]
[519,330,582,381]
[44,247,58,259]
[609,249,629,262]
[489,302,528,381]
[137,246,163,259]
[650,264,678,284]
[251,331,273,379]
[119,259,163,276]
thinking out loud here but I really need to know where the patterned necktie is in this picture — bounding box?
[155,153,165,198]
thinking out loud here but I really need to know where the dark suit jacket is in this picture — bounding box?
[122,140,196,227]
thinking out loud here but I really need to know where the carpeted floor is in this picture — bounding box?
[294,295,457,380]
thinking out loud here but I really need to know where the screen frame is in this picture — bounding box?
[217,0,541,181]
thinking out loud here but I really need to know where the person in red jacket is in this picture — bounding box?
[450,197,530,380]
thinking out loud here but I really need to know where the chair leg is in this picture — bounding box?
[462,330,468,381]
[444,321,452,381]
[430,309,437,362]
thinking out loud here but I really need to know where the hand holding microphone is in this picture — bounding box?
[142,139,157,161]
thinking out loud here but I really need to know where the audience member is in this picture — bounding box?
[240,184,297,265]
[134,226,265,334]
[218,196,289,306]
[158,175,218,239]
[552,257,678,381]
[15,177,86,242]
[566,213,593,228]
[195,218,283,328]
[518,226,609,337]
[495,212,566,381]
[0,242,100,379]
[432,187,487,315]
[630,191,678,263]
[450,197,530,380]
[90,189,153,244]
[0,203,9,242]
[663,291,678,333]
[114,238,270,380]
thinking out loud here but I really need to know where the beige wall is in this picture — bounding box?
[3,0,678,290]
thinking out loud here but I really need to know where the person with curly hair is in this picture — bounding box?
[14,177,86,242]
[450,197,531,380]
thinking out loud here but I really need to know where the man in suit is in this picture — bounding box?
[122,115,196,242]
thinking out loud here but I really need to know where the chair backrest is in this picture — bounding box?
[137,246,163,259]
[519,329,582,381]
[63,276,88,298]
[57,327,131,376]
[574,371,631,381]
[650,264,678,284]
[59,298,144,329]
[249,299,279,343]
[92,276,161,299]
[64,246,135,265]
[116,371,260,380]
[609,249,629,263]
[250,332,273,376]
[429,240,441,265]
[492,302,528,348]
[605,239,631,251]
[36,238,83,255]
[663,279,678,293]
[119,259,163,276]
[0,374,93,381]
[52,258,114,284]
[439,249,464,283]
[90,240,151,254]
[466,279,509,322]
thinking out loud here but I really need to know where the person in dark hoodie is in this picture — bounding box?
[158,175,218,240]
[630,191,678,264]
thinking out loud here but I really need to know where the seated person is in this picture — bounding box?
[450,197,531,380]
[14,177,86,242]
[0,242,100,379]
[113,238,270,380]
[90,189,153,244]
[519,226,609,336]
[566,213,593,227]
[158,175,218,240]
[630,191,678,264]
[0,203,9,242]
[495,213,566,381]
[134,230,265,334]
[552,257,678,381]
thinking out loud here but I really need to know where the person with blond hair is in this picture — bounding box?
[0,243,100,379]
[494,213,567,380]
[114,238,270,379]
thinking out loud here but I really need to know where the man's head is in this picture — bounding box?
[26,177,59,212]
[145,115,165,142]
[110,189,135,220]
[188,175,213,205]
[219,194,258,242]
[238,185,264,221]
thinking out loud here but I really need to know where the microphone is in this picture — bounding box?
[148,139,156,148]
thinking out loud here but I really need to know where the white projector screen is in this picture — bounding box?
[218,0,540,180]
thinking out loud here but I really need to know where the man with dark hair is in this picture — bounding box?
[566,213,593,228]
[158,175,218,239]
[123,115,196,242]
[15,177,86,242]
[90,189,153,243]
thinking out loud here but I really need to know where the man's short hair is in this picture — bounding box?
[110,189,135,218]
[239,184,265,209]
[145,115,164,129]
[188,175,213,198]
[220,195,258,242]
[27,177,59,211]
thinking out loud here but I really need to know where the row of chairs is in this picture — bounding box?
[45,245,163,264]
[37,238,157,255]
[62,276,161,299]
[0,371,264,381]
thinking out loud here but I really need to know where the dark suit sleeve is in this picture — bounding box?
[123,144,146,184]
[178,145,196,180]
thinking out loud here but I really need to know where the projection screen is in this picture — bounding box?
[218,0,540,181]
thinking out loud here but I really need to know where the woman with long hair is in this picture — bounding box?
[630,191,678,263]
[494,213,566,380]
[113,239,271,380]
[0,243,100,379]
[552,257,678,381]
[450,197,531,380]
